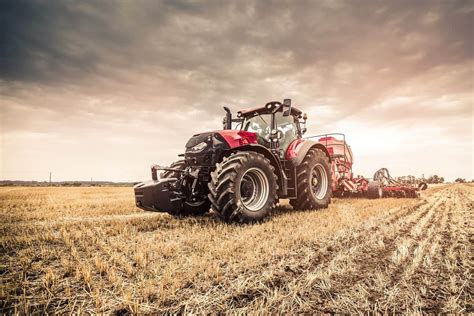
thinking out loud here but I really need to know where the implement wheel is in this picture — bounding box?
[367,180,383,199]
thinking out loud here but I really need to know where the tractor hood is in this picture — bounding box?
[184,130,258,168]
[184,131,230,168]
[186,130,258,150]
[185,132,215,150]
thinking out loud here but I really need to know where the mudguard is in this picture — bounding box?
[286,139,331,166]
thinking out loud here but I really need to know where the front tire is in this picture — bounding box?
[208,152,277,223]
[290,148,332,210]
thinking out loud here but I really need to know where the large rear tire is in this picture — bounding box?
[208,152,278,223]
[161,160,210,216]
[290,148,332,210]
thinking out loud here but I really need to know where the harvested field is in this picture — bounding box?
[0,184,472,313]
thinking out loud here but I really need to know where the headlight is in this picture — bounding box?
[190,141,207,152]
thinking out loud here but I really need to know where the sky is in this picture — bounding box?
[1,0,473,182]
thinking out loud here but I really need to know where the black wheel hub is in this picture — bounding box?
[241,179,255,201]
[311,169,322,193]
[310,163,329,200]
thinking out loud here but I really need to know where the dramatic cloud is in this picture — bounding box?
[1,0,473,181]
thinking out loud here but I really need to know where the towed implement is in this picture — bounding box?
[373,168,428,198]
[313,134,427,199]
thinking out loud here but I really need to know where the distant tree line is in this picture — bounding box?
[0,180,134,187]
[392,175,474,184]
[426,175,445,184]
[395,175,445,184]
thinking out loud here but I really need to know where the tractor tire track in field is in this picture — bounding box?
[225,187,460,313]
[421,186,473,313]
[290,186,472,314]
[292,191,447,312]
[192,192,447,312]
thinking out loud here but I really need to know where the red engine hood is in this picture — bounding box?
[215,130,258,148]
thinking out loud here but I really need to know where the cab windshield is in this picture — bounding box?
[242,114,271,143]
[241,112,299,150]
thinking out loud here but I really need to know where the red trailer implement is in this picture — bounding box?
[373,168,428,198]
[306,133,427,198]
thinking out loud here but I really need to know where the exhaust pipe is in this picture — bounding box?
[223,106,232,129]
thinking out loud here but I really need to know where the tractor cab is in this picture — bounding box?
[223,99,308,156]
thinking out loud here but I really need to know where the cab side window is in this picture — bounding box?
[276,112,299,153]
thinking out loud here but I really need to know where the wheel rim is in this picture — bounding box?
[311,163,329,200]
[240,167,269,211]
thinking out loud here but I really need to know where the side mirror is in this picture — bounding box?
[282,98,291,117]
[300,113,307,136]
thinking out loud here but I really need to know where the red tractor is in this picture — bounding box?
[134,99,333,222]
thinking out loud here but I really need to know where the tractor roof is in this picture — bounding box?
[237,105,303,118]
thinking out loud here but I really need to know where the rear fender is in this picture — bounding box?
[288,139,334,191]
[287,139,331,166]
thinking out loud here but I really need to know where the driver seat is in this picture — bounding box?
[279,128,296,153]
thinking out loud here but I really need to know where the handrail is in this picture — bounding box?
[305,133,352,173]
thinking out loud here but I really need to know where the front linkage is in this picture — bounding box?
[135,163,210,216]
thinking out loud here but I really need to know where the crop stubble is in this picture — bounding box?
[0,184,472,313]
